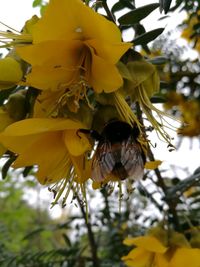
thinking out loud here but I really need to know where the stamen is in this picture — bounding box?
[114,92,142,129]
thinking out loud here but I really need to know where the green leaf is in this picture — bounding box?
[120,0,135,9]
[111,0,134,13]
[148,56,168,65]
[118,3,160,25]
[133,28,165,45]
[1,154,17,179]
[111,2,124,13]
[32,0,42,7]
[159,0,173,14]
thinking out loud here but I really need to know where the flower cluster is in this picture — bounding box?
[0,0,170,205]
[164,92,200,137]
[122,227,200,267]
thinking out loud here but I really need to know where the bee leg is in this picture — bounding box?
[76,129,91,138]
[76,129,102,141]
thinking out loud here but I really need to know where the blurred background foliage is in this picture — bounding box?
[0,0,200,266]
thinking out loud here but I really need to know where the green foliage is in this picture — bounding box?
[118,3,160,25]
[133,28,165,45]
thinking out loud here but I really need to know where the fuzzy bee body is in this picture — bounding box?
[91,121,146,182]
[79,120,146,182]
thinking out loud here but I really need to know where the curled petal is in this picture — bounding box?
[123,236,168,253]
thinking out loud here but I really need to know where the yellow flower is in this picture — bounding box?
[0,118,91,185]
[16,0,132,94]
[181,12,200,53]
[0,57,23,90]
[178,99,200,137]
[119,60,175,144]
[168,231,200,267]
[169,248,200,267]
[122,235,169,267]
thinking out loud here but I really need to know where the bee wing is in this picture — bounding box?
[92,141,115,182]
[121,137,145,180]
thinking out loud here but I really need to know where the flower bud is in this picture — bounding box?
[5,91,27,121]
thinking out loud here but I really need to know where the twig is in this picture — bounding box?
[101,0,116,23]
[76,194,100,267]
[164,170,200,201]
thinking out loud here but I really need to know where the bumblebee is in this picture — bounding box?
[79,120,146,182]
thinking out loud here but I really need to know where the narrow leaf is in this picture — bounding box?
[133,28,165,45]
[159,0,173,14]
[111,2,124,13]
[148,56,168,65]
[1,154,17,179]
[118,3,160,25]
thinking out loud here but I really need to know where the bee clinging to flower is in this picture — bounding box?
[78,120,146,182]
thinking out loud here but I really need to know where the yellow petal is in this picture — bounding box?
[89,51,123,93]
[0,118,84,136]
[124,236,167,253]
[13,132,70,184]
[169,248,200,267]
[155,254,169,267]
[63,130,91,156]
[16,40,81,67]
[24,65,77,91]
[86,39,132,64]
[145,160,162,170]
[0,57,23,90]
[122,248,153,267]
[32,0,123,43]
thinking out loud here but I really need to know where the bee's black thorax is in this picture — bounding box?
[101,120,133,143]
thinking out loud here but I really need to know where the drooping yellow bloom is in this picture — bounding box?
[0,118,91,185]
[16,0,132,94]
[122,235,169,267]
[119,59,175,144]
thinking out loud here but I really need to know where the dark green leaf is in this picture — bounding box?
[148,56,169,65]
[133,28,165,45]
[22,166,33,177]
[160,81,170,89]
[111,0,135,13]
[159,0,173,14]
[118,3,160,25]
[151,94,166,103]
[111,2,124,13]
[120,0,135,9]
[1,155,17,179]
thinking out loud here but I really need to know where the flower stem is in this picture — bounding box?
[76,194,100,267]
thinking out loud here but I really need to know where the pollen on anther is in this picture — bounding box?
[75,27,83,33]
